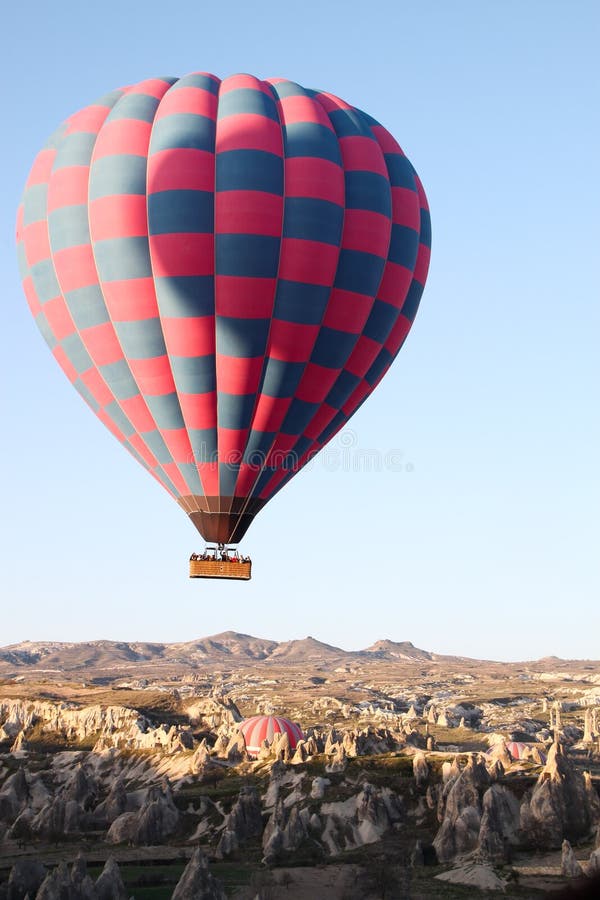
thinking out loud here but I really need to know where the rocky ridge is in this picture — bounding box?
[0,632,455,676]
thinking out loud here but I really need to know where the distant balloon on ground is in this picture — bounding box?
[240,714,304,757]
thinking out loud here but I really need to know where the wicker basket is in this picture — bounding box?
[189,558,252,580]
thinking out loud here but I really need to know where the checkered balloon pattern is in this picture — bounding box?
[17,72,431,543]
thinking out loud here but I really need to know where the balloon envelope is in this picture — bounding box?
[506,741,547,763]
[240,714,304,757]
[17,73,431,543]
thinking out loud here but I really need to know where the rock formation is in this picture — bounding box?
[262,798,312,863]
[106,779,179,845]
[224,729,248,763]
[413,751,429,788]
[520,742,597,848]
[172,847,227,899]
[433,755,490,862]
[36,862,79,900]
[216,786,263,858]
[0,699,148,748]
[319,782,403,856]
[310,777,330,800]
[4,859,47,899]
[561,839,584,877]
[186,695,242,730]
[94,858,129,900]
[92,777,129,828]
[588,830,600,877]
[0,768,31,824]
[477,784,521,862]
[325,743,347,773]
[487,739,512,770]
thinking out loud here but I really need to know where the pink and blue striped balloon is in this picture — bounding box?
[17,72,430,545]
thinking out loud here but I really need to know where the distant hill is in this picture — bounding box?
[170,632,279,662]
[0,640,166,670]
[1,634,597,679]
[0,631,442,676]
[269,637,347,661]
[363,640,434,661]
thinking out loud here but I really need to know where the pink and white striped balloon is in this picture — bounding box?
[240,715,304,758]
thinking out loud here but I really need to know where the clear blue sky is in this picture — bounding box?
[1,0,598,660]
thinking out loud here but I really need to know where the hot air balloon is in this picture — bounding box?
[504,741,547,764]
[240,715,304,758]
[16,72,431,579]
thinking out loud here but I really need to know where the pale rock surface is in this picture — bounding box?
[342,731,359,757]
[30,797,74,838]
[185,695,242,730]
[441,761,454,784]
[212,733,229,757]
[588,845,600,876]
[9,731,28,754]
[257,738,273,761]
[413,751,429,788]
[262,798,309,863]
[290,739,307,764]
[310,777,330,800]
[525,746,547,765]
[477,784,521,862]
[449,755,462,778]
[64,764,99,807]
[5,859,47,899]
[271,729,291,762]
[435,862,508,892]
[105,811,138,844]
[36,860,98,900]
[94,858,128,900]
[70,854,97,899]
[433,755,490,862]
[106,779,179,845]
[30,764,99,838]
[172,847,227,899]
[309,812,321,832]
[411,838,425,866]
[215,786,262,858]
[583,708,594,743]
[92,777,129,827]
[426,785,438,810]
[0,769,30,823]
[191,738,211,769]
[520,742,596,848]
[486,760,505,781]
[0,699,148,749]
[224,729,248,763]
[487,739,512,770]
[584,770,600,820]
[303,735,319,756]
[561,839,584,877]
[320,782,403,855]
[325,744,347,773]
[189,741,224,785]
[323,729,340,755]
